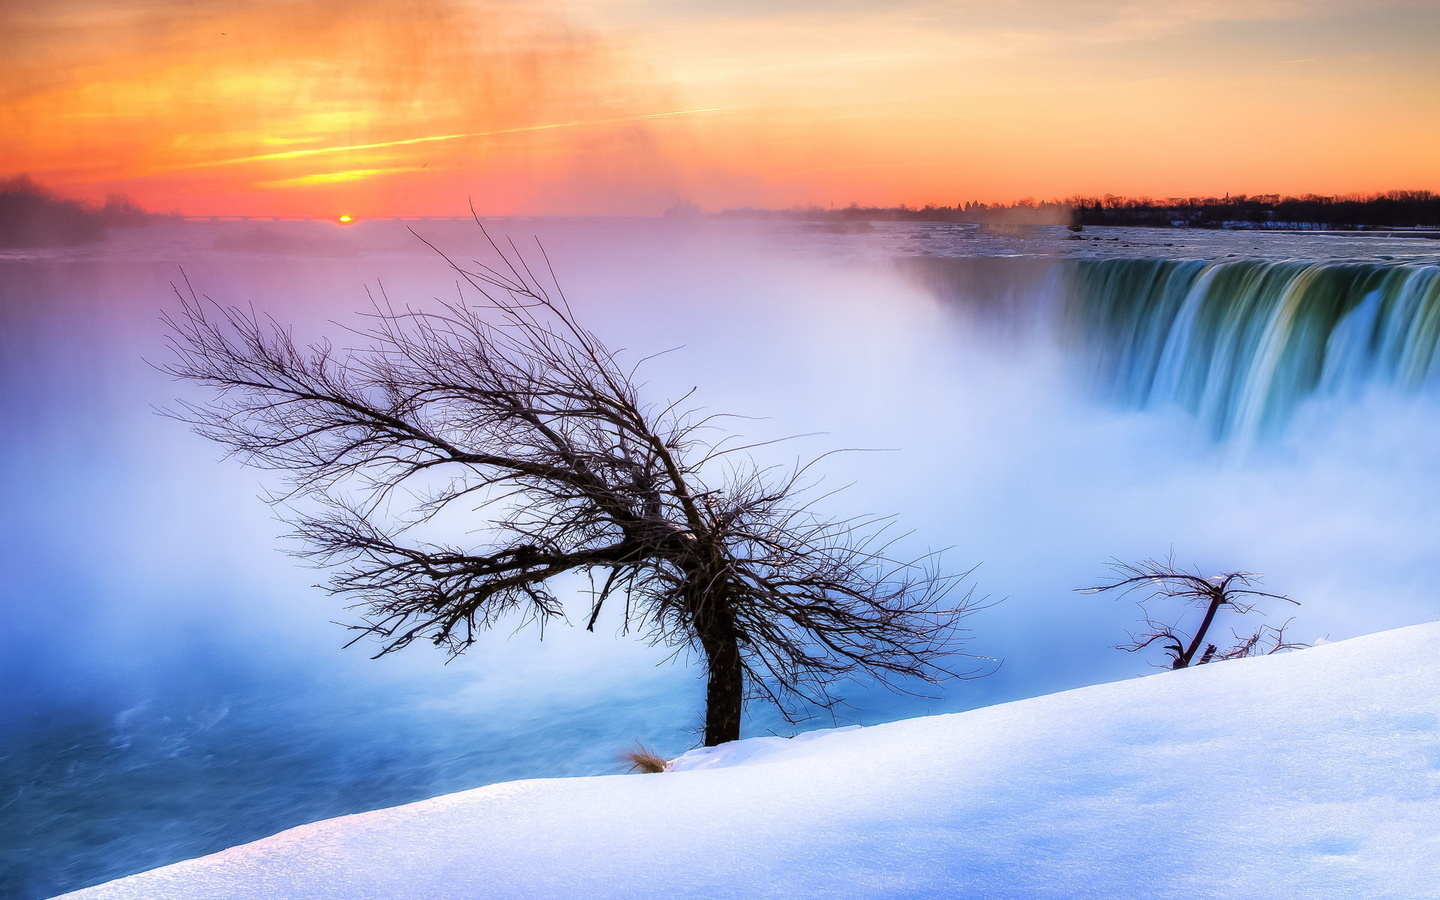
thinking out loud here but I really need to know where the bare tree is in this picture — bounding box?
[1078,556,1305,670]
[161,230,978,746]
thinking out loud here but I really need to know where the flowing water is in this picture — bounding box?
[1068,258,1440,440]
[4,220,1439,899]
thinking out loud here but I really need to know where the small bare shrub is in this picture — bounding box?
[1079,555,1307,670]
[624,745,668,774]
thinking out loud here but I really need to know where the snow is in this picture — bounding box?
[57,622,1440,900]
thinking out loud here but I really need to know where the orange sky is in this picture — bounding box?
[3,0,1437,216]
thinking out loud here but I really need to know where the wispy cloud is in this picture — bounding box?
[173,108,726,171]
[256,166,431,188]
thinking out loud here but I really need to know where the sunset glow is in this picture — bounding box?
[3,0,1437,216]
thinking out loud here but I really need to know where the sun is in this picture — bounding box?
[337,214,354,224]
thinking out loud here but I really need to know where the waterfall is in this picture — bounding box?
[1068,259,1440,439]
[913,256,1440,441]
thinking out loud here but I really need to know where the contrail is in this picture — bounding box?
[177,107,725,170]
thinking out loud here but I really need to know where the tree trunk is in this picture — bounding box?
[1178,596,1225,668]
[702,633,743,745]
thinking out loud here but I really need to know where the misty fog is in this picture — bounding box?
[4,219,1439,897]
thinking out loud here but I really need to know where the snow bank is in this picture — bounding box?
[58,623,1440,900]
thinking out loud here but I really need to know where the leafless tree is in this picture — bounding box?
[1078,556,1305,670]
[161,229,978,746]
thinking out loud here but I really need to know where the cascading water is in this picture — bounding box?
[1062,259,1440,441]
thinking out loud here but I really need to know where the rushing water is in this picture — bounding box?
[4,221,1439,899]
[1066,259,1440,441]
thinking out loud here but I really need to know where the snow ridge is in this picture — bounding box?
[58,622,1440,900]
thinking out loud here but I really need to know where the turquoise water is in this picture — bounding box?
[1,659,701,900]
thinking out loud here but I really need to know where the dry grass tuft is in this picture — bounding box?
[624,745,668,774]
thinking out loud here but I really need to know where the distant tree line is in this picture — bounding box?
[716,191,1440,230]
[1065,190,1440,230]
[0,176,157,248]
[716,199,1073,227]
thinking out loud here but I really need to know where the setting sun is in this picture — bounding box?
[337,214,353,224]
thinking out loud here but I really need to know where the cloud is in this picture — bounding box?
[0,0,704,214]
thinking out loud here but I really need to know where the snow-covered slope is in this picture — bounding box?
[58,623,1440,900]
